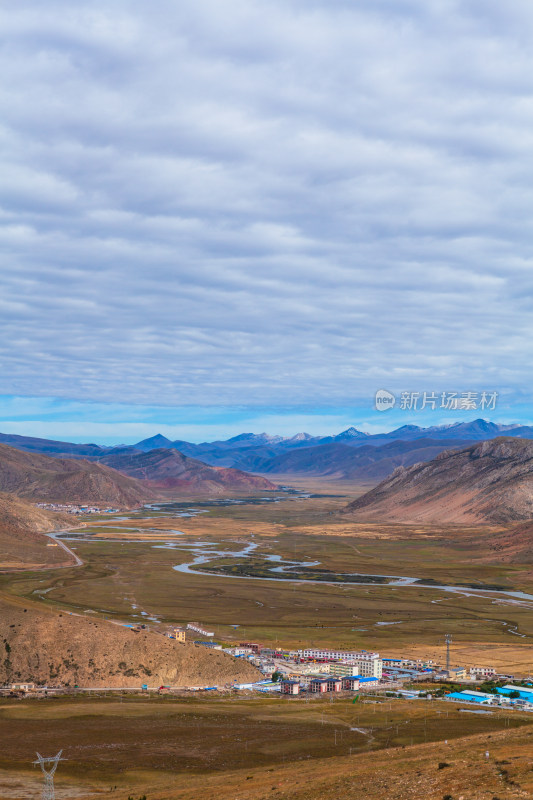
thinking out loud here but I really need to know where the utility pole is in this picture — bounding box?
[33,751,65,800]
[445,634,452,673]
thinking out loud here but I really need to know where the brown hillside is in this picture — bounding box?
[0,598,261,688]
[343,437,533,524]
[100,448,277,493]
[0,442,155,508]
[483,519,533,563]
[0,491,73,570]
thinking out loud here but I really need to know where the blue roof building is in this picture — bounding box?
[496,686,533,703]
[444,691,492,704]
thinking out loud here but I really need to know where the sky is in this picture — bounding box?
[1,1,533,443]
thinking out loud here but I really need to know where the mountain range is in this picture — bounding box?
[132,420,533,465]
[232,438,475,481]
[343,437,533,524]
[2,419,533,480]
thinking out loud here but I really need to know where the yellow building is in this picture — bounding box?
[173,628,186,642]
[329,663,356,677]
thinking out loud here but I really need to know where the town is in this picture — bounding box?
[5,621,532,712]
[35,502,119,514]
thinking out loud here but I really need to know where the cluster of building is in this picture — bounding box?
[6,630,528,703]
[35,503,118,514]
[162,624,519,699]
[224,644,383,692]
[231,645,516,697]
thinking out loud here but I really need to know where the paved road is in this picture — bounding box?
[47,531,84,567]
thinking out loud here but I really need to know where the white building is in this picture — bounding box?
[226,647,253,657]
[187,622,214,637]
[297,649,379,661]
[470,666,496,678]
[401,658,435,668]
[11,682,36,692]
[347,657,382,679]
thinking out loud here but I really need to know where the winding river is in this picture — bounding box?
[56,498,533,607]
[166,539,533,604]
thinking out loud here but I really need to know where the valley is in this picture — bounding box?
[3,439,533,799]
[4,4,531,796]
[5,481,533,673]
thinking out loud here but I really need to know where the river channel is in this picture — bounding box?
[55,498,533,607]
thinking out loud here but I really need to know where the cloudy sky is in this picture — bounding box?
[1,0,533,442]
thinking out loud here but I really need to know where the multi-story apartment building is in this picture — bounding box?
[329,657,382,679]
[298,649,382,679]
[353,657,382,679]
[297,649,379,661]
[329,662,358,677]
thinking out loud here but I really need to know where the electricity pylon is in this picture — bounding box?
[445,634,452,673]
[33,751,65,800]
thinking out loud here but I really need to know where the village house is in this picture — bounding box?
[280,680,300,695]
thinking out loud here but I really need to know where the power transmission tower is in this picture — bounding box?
[33,751,65,800]
[445,634,452,673]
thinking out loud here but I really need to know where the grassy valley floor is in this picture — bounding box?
[2,480,533,671]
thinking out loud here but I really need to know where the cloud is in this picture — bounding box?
[0,0,532,410]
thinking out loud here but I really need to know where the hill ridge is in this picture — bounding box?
[99,447,277,492]
[343,437,533,524]
[0,442,154,508]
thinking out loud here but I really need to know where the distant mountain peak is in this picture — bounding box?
[392,424,423,433]
[226,432,257,443]
[429,418,497,432]
[288,432,315,441]
[134,434,174,451]
[226,432,284,445]
[334,427,370,440]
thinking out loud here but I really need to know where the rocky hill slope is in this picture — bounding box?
[0,443,155,508]
[0,491,72,570]
[343,437,533,524]
[0,598,261,687]
[99,448,277,493]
